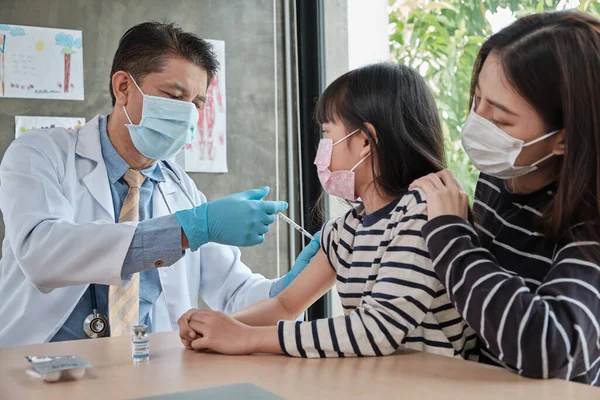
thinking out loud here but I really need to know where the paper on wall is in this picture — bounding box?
[15,116,85,138]
[177,39,227,173]
[0,24,84,100]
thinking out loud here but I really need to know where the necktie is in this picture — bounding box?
[108,168,146,336]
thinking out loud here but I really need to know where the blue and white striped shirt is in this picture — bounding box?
[278,190,477,358]
[422,174,600,386]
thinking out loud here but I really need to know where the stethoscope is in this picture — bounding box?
[83,161,195,338]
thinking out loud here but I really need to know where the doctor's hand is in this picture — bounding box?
[284,232,321,288]
[175,186,288,251]
[409,170,469,221]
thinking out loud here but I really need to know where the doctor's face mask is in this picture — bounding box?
[123,74,199,161]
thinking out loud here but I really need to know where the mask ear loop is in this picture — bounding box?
[523,129,560,167]
[348,127,377,172]
[123,73,145,125]
[128,73,145,96]
[332,128,361,147]
[350,153,370,172]
[123,105,134,124]
[530,152,555,167]
[523,130,560,147]
[521,130,560,168]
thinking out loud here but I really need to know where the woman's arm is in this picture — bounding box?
[423,215,600,380]
[413,170,600,380]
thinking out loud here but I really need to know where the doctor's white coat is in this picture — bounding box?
[0,116,274,347]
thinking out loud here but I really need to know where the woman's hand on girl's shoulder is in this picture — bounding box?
[409,169,469,221]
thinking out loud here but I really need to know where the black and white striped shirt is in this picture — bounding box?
[422,174,600,386]
[277,190,477,358]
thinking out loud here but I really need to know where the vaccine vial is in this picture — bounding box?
[132,324,149,363]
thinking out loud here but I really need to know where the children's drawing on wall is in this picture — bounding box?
[15,116,85,139]
[177,39,227,173]
[0,25,26,97]
[0,24,83,100]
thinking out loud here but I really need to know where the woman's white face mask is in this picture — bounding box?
[461,108,559,180]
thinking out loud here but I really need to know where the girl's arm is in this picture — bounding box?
[179,250,336,353]
[229,250,336,326]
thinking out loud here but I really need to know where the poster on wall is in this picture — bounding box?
[177,39,227,173]
[15,116,85,138]
[0,24,84,100]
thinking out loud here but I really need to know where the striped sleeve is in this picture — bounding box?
[319,212,348,272]
[278,200,437,358]
[422,215,600,381]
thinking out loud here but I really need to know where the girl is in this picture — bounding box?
[411,11,600,385]
[178,63,477,359]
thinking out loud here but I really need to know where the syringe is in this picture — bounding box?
[277,213,315,241]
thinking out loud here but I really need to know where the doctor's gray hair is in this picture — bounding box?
[109,21,220,106]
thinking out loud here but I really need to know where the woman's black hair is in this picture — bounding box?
[314,62,445,199]
[469,11,600,246]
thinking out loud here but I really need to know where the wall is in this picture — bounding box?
[0,0,291,280]
[347,0,389,69]
[323,0,350,318]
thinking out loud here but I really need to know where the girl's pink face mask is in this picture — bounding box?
[313,129,369,202]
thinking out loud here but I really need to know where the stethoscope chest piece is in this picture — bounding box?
[84,311,108,338]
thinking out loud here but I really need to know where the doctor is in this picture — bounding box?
[0,21,319,347]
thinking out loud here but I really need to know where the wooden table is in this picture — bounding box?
[0,332,597,399]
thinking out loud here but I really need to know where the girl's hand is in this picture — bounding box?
[188,309,255,355]
[178,308,202,350]
[409,169,469,221]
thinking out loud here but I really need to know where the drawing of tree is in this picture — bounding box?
[0,24,26,97]
[55,33,82,93]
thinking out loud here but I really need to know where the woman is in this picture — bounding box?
[411,10,600,385]
[178,63,477,359]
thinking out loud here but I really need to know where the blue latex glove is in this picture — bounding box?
[175,186,288,251]
[283,232,322,287]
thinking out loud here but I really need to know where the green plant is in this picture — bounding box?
[389,0,600,200]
